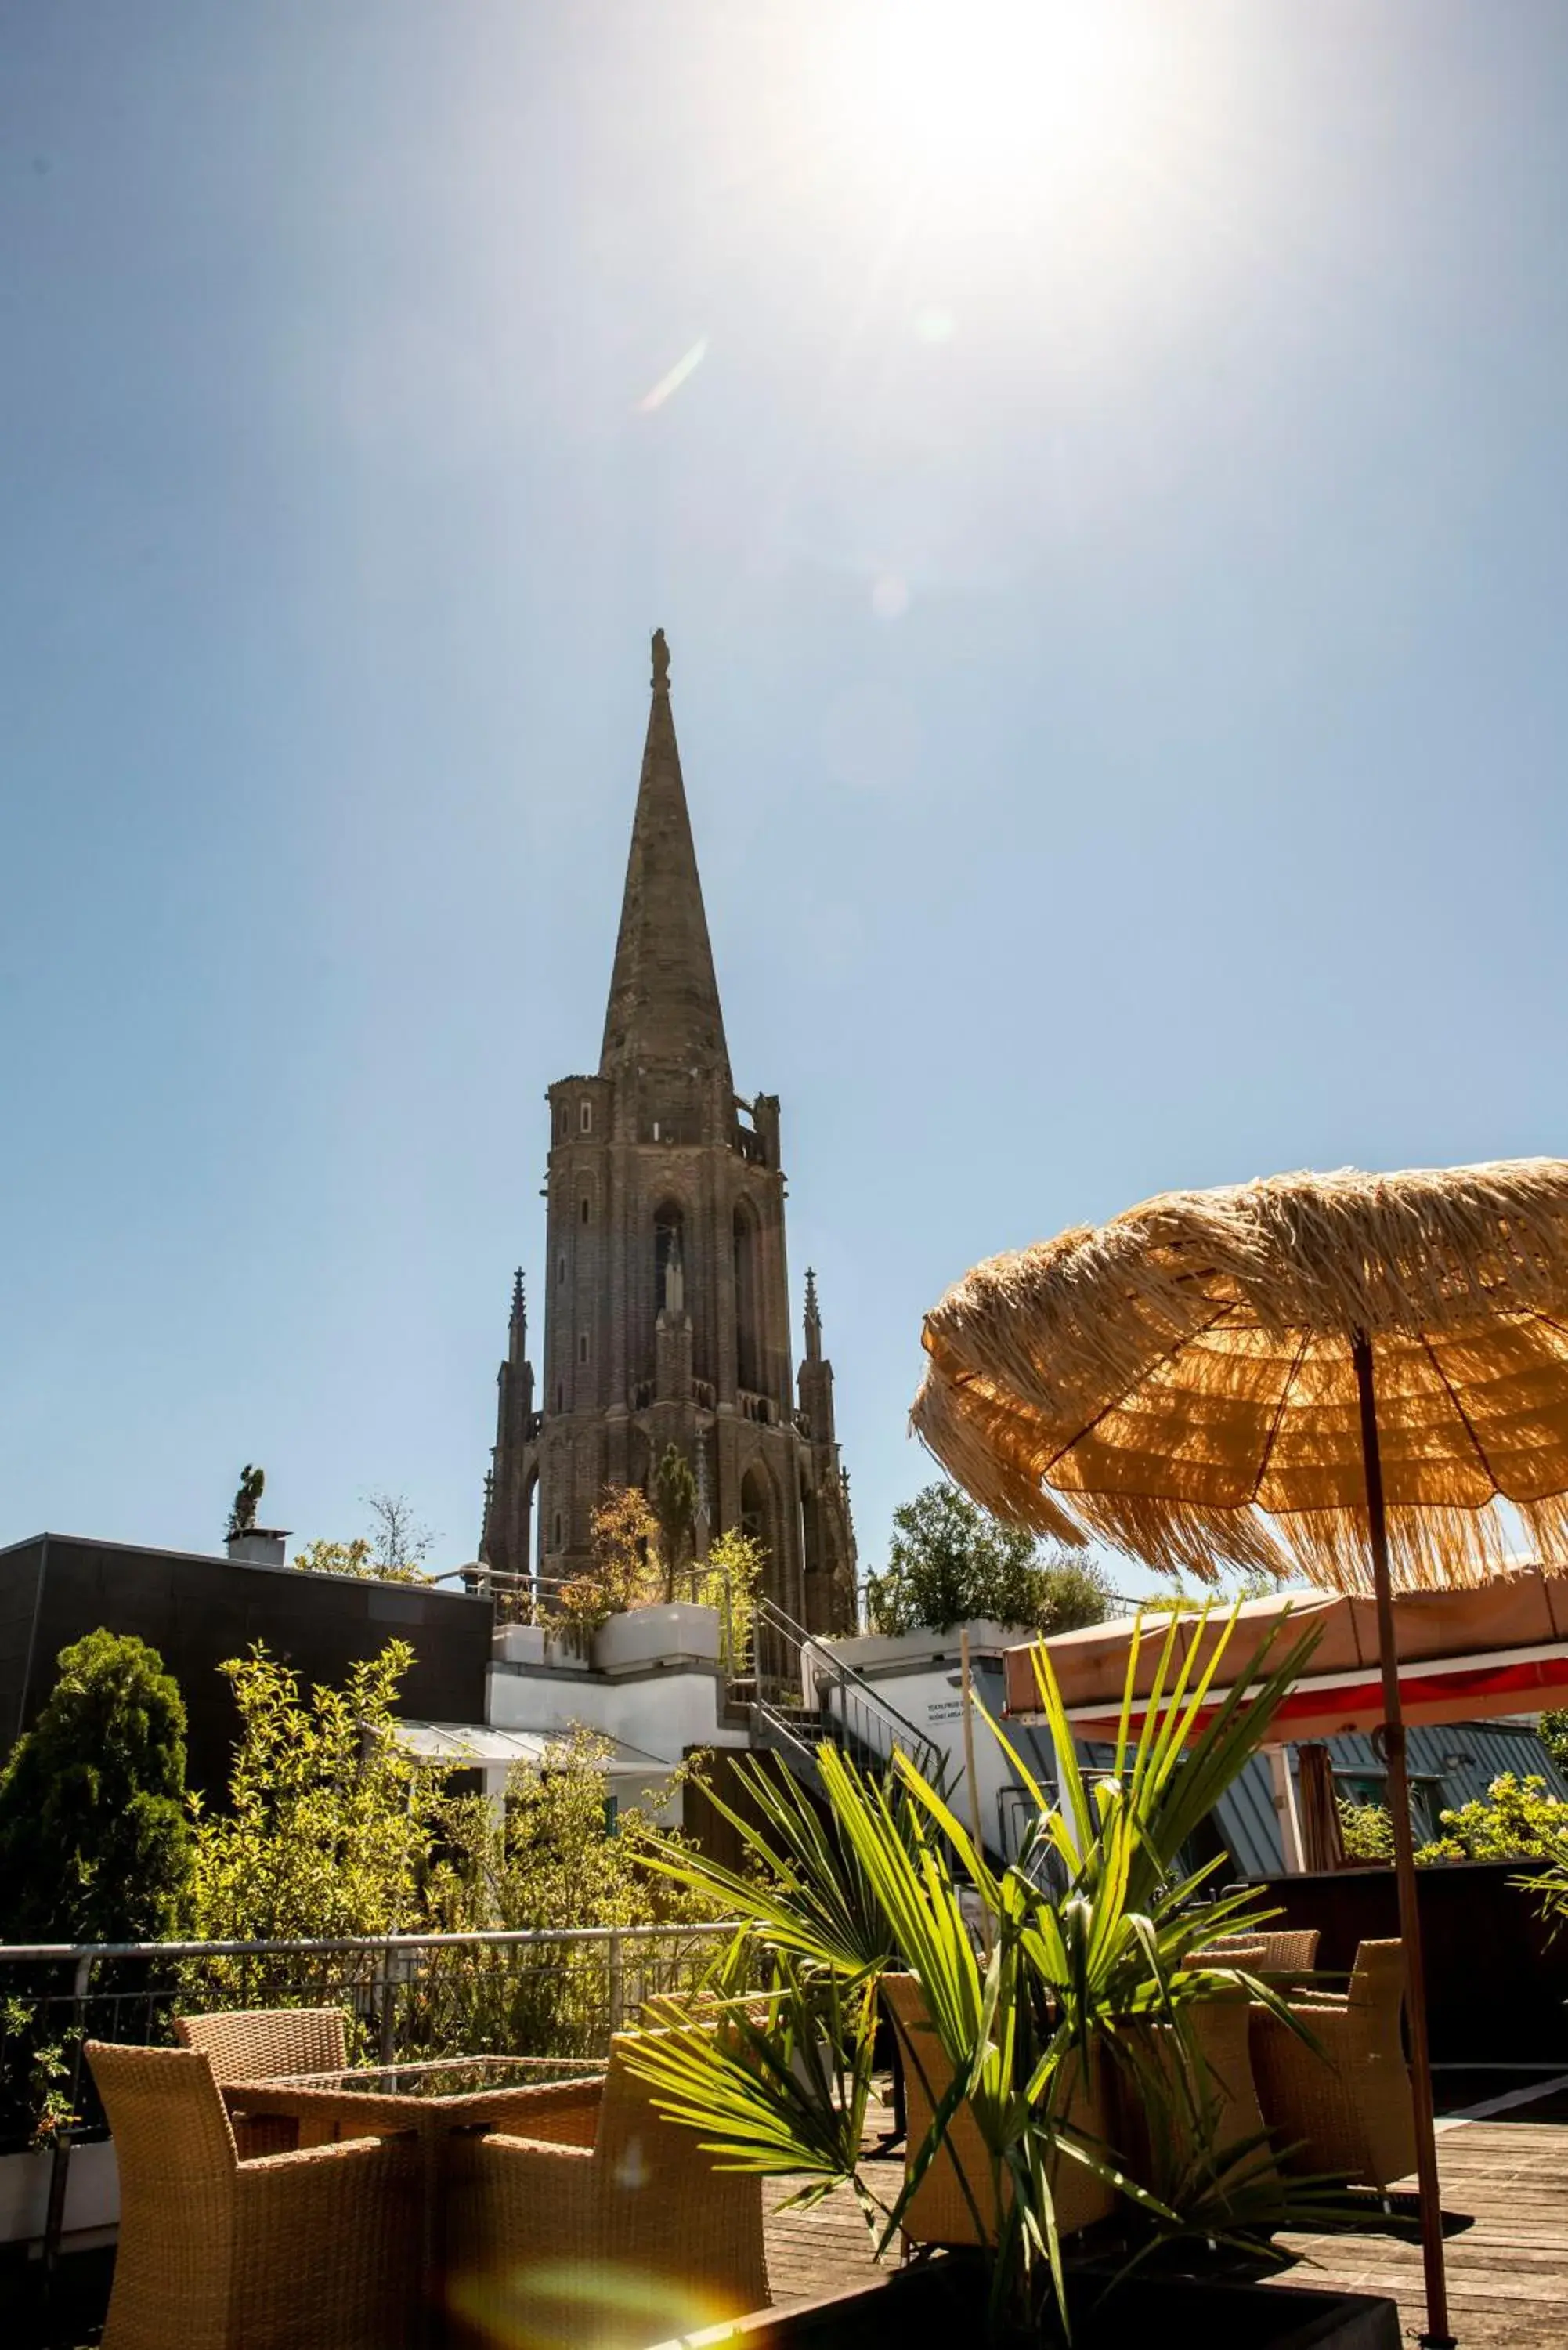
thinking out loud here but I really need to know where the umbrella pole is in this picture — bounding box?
[1353,1332,1454,2350]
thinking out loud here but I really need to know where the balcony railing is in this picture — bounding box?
[0,1919,739,2261]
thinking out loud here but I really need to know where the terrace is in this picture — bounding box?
[5,1930,1568,2347]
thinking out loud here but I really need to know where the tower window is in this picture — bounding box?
[556,1253,566,1285]
[579,1100,593,1133]
[552,1512,563,1549]
[580,1196,591,1225]
[555,1383,564,1414]
[578,1331,591,1364]
[734,1201,761,1392]
[655,1202,685,1317]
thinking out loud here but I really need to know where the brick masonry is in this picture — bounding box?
[482,633,856,1634]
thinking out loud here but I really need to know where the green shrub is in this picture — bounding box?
[1415,1772,1568,1865]
[0,1629,191,1943]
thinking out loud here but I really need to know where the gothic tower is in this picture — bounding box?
[482,631,856,1634]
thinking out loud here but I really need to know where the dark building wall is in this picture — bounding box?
[0,1535,493,1803]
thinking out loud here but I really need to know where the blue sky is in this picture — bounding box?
[3,4,1566,1594]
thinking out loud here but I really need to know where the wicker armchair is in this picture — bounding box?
[1114,1978,1275,2197]
[1248,1939,1417,2193]
[1194,1931,1321,1972]
[880,1973,1116,2249]
[87,2041,420,2350]
[444,2033,768,2350]
[173,2008,349,2157]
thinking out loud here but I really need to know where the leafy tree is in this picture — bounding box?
[652,1444,698,1601]
[292,1538,380,1579]
[291,1492,435,1585]
[1336,1798,1396,1864]
[0,1630,191,1943]
[227,1463,266,1542]
[1539,1709,1568,1777]
[187,1640,443,1942]
[690,1528,766,1675]
[1414,1772,1568,1865]
[862,1481,1116,1637]
[425,1726,711,1933]
[551,1486,663,1642]
[363,1490,435,1579]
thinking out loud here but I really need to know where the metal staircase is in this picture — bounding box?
[746,1596,951,1799]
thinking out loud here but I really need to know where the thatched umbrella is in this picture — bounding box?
[913,1159,1568,2350]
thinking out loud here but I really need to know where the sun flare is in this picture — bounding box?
[828,0,1172,208]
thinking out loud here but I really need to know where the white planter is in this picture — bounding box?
[493,1622,584,1668]
[0,2137,120,2246]
[592,1603,721,1675]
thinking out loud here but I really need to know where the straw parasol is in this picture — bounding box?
[913,1158,1568,2350]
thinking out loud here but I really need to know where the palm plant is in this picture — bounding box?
[623,1604,1338,2337]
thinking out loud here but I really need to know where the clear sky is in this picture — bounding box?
[3,4,1566,1596]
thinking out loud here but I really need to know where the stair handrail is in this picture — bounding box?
[752,1596,947,1788]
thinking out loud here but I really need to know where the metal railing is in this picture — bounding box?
[752,1597,948,1794]
[0,1919,737,2262]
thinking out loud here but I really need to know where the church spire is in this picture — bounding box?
[599,631,732,1084]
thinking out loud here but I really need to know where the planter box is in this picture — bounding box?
[492,1623,580,1668]
[653,2260,1399,2350]
[593,1603,721,1676]
[0,2138,119,2247]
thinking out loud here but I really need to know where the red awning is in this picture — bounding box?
[1002,1571,1568,1744]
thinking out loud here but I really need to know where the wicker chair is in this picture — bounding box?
[879,1973,1115,2249]
[444,2033,768,2350]
[87,2041,421,2350]
[1194,1930,1321,1972]
[1114,1977,1275,2198]
[172,2008,349,2157]
[1248,1939,1417,2193]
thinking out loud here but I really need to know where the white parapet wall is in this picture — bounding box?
[0,2137,119,2248]
[486,1603,748,1824]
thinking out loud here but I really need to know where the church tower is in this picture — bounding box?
[482,632,856,1634]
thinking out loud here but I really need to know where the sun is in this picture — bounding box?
[823,1,1175,213]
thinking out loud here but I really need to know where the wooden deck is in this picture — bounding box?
[763,2087,1568,2345]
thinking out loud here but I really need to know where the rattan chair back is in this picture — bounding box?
[173,2005,349,2082]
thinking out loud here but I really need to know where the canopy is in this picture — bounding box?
[1003,1572,1568,1744]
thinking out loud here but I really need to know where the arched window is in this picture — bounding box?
[580,1195,591,1225]
[733,1202,761,1393]
[654,1202,685,1317]
[740,1462,775,1564]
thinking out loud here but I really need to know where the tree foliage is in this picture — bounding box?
[551,1486,663,1641]
[0,1630,191,1943]
[291,1491,434,1585]
[1415,1773,1568,1865]
[186,1640,443,1942]
[689,1528,766,1675]
[1336,1798,1396,1864]
[227,1463,265,1542]
[425,1726,711,1934]
[1539,1710,1568,1777]
[652,1444,698,1602]
[862,1481,1116,1637]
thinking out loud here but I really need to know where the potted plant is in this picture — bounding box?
[625,1607,1399,2348]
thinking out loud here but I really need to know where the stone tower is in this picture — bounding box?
[482,631,856,1634]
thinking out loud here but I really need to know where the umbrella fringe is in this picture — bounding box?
[913,1160,1568,1596]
